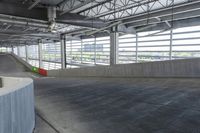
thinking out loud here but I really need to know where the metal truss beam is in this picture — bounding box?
[28,0,41,10]
[68,0,200,37]
[96,0,158,18]
[77,0,113,14]
[124,0,200,27]
[60,0,96,15]
[80,0,158,20]
[72,16,200,39]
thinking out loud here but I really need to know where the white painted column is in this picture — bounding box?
[81,39,83,64]
[94,37,97,65]
[110,30,119,65]
[169,29,173,60]
[61,34,66,69]
[38,39,43,68]
[136,33,138,63]
[17,46,20,56]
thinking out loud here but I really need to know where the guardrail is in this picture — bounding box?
[0,77,35,133]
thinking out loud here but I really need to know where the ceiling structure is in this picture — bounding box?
[0,0,200,46]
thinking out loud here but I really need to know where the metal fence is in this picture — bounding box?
[66,36,110,68]
[42,42,61,70]
[0,47,11,52]
[118,25,200,63]
[118,34,136,64]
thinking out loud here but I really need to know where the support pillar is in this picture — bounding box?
[94,37,97,65]
[11,46,14,53]
[25,45,29,62]
[169,29,173,60]
[110,27,119,65]
[17,46,20,56]
[38,39,43,68]
[81,39,83,63]
[136,33,138,63]
[61,34,66,69]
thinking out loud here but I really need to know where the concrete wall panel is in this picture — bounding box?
[48,58,200,78]
[0,77,35,133]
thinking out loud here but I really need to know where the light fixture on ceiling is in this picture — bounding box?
[47,6,57,32]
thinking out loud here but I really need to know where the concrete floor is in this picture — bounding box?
[34,77,200,133]
[1,54,200,133]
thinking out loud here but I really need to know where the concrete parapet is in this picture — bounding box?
[10,53,32,71]
[48,58,200,78]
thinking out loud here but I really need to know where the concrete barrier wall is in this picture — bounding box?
[0,52,32,72]
[0,77,35,133]
[48,58,200,78]
[0,78,2,87]
[10,53,32,71]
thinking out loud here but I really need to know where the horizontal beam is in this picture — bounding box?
[56,12,107,28]
[0,17,48,28]
[127,9,200,28]
[0,31,59,41]
[0,2,106,29]
[138,17,200,32]
[0,2,47,20]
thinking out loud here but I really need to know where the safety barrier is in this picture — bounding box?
[48,58,200,78]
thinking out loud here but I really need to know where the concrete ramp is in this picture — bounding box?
[0,54,26,74]
[0,53,32,77]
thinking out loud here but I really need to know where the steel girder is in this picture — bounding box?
[0,2,106,28]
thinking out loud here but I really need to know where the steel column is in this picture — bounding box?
[136,33,138,63]
[17,46,20,56]
[11,46,14,53]
[94,37,97,65]
[110,28,119,65]
[169,29,173,60]
[38,39,43,68]
[25,45,29,62]
[81,39,83,64]
[61,34,66,69]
